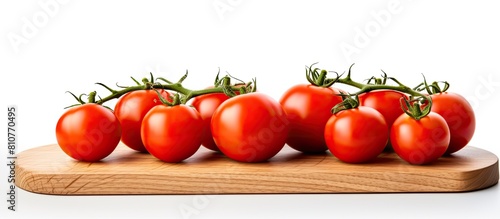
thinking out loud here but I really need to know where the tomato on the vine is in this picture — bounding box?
[279,67,344,153]
[324,106,388,163]
[56,103,122,162]
[280,84,343,153]
[390,112,450,165]
[430,92,475,154]
[359,90,406,131]
[211,93,289,163]
[192,92,231,151]
[141,104,203,163]
[114,89,171,152]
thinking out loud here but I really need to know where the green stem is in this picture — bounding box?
[317,70,327,85]
[335,65,433,120]
[337,77,366,90]
[94,81,249,105]
[337,64,366,89]
[95,85,148,105]
[349,82,426,99]
[88,91,97,103]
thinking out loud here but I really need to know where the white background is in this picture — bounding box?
[1,0,500,218]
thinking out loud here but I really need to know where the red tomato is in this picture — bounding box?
[192,93,231,151]
[56,104,122,162]
[430,92,475,154]
[141,104,203,162]
[279,84,343,153]
[390,112,450,165]
[114,89,171,152]
[211,93,289,162]
[359,90,406,130]
[324,106,388,163]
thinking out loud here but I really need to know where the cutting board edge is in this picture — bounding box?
[16,160,499,195]
[14,145,500,195]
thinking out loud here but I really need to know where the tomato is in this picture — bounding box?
[192,93,231,151]
[390,112,450,165]
[141,104,203,162]
[359,90,406,131]
[211,93,289,162]
[56,103,122,162]
[430,92,475,154]
[279,84,343,153]
[324,106,388,163]
[114,89,171,152]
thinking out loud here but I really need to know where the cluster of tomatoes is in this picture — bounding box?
[55,66,475,165]
[280,67,474,165]
[285,86,475,165]
[55,74,290,163]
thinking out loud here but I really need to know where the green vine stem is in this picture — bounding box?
[306,62,341,87]
[326,63,434,120]
[68,71,255,108]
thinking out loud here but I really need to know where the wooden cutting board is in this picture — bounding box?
[16,144,498,195]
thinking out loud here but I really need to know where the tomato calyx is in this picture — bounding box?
[365,70,391,85]
[64,91,90,109]
[214,70,255,94]
[331,92,360,114]
[153,90,181,106]
[414,75,450,95]
[400,96,432,121]
[305,63,341,88]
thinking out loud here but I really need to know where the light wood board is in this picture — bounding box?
[15,144,498,195]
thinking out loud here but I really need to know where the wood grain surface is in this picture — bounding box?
[15,144,498,195]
